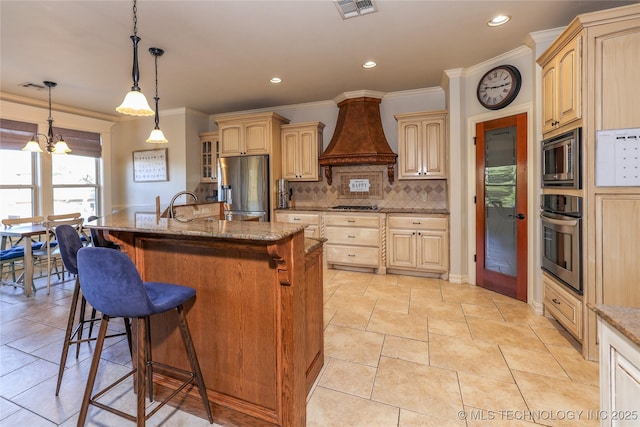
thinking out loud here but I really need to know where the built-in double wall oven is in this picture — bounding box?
[540,194,583,295]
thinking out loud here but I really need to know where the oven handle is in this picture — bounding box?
[540,212,579,227]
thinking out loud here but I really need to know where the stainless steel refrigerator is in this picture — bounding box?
[217,155,269,221]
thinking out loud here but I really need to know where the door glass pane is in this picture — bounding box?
[484,126,517,276]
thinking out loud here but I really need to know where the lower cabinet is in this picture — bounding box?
[324,213,384,273]
[386,214,448,277]
[543,273,583,340]
[304,244,324,393]
[597,315,640,426]
[274,211,322,238]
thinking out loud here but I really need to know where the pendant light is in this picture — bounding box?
[116,0,154,116]
[146,47,168,143]
[22,81,71,154]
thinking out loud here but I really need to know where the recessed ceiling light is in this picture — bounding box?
[270,77,282,84]
[362,61,377,69]
[488,14,510,27]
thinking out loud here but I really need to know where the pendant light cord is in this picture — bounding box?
[130,0,141,91]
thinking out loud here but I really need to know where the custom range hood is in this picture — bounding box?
[319,91,397,184]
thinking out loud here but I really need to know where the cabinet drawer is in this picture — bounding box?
[275,212,322,226]
[543,274,583,340]
[387,216,447,231]
[325,226,379,246]
[326,245,379,267]
[325,214,380,228]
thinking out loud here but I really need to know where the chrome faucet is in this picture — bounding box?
[169,191,198,219]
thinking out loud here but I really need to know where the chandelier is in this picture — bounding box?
[22,81,71,154]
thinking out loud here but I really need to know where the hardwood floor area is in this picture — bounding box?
[1,269,599,426]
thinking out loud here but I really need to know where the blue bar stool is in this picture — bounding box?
[54,225,131,396]
[76,247,213,426]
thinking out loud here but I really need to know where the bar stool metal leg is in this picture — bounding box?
[77,314,110,427]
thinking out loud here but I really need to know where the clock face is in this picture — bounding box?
[477,65,522,110]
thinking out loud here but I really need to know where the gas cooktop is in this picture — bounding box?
[330,205,380,211]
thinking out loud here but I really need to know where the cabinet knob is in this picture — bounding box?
[348,235,356,238]
[552,298,561,305]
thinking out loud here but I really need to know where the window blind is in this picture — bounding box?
[0,118,37,150]
[53,126,102,158]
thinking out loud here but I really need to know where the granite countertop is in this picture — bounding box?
[87,207,305,242]
[589,303,640,347]
[277,207,449,215]
[304,237,327,254]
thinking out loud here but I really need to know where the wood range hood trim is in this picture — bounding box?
[319,91,397,184]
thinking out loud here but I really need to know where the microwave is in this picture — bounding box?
[541,128,581,188]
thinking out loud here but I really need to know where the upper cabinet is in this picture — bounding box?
[281,122,325,181]
[199,131,218,182]
[217,112,289,157]
[540,34,582,134]
[395,110,447,180]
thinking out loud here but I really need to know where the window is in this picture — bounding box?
[51,127,101,218]
[0,119,37,218]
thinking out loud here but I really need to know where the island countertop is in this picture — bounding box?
[87,208,305,241]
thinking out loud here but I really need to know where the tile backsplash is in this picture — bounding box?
[291,165,448,211]
[193,165,448,211]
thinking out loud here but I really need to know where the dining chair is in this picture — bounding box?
[32,217,84,294]
[76,247,213,426]
[47,213,90,245]
[1,216,45,293]
[54,224,131,396]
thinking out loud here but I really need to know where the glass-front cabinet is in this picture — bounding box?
[199,131,218,182]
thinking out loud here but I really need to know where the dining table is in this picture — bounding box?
[0,223,47,296]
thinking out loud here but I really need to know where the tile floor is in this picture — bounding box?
[0,269,600,426]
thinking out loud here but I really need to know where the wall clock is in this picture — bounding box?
[476,65,522,110]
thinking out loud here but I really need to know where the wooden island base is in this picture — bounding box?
[97,214,324,427]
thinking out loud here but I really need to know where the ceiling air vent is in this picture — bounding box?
[334,0,377,19]
[19,82,46,90]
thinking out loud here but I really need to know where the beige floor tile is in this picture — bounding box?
[369,274,400,286]
[365,282,411,299]
[324,293,377,316]
[494,301,546,327]
[397,275,441,289]
[409,287,443,304]
[531,324,579,348]
[462,303,504,321]
[399,409,465,426]
[367,308,428,341]
[323,308,337,328]
[429,334,513,382]
[324,324,384,367]
[428,318,472,339]
[330,270,374,286]
[374,295,410,314]
[307,386,399,427]
[441,286,497,307]
[331,282,370,297]
[464,409,540,427]
[381,335,428,365]
[513,370,600,427]
[410,298,465,322]
[329,310,370,330]
[500,344,569,379]
[546,344,599,387]
[458,371,528,412]
[467,317,548,352]
[372,356,463,421]
[317,358,377,398]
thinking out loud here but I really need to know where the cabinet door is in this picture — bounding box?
[298,128,318,180]
[416,231,448,271]
[281,131,299,179]
[219,125,243,156]
[200,138,217,182]
[398,121,422,179]
[244,121,269,155]
[422,119,446,177]
[541,63,557,134]
[387,229,416,268]
[557,35,581,128]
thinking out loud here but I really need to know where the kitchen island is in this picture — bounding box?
[87,209,324,427]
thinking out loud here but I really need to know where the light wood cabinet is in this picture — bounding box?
[597,313,640,426]
[395,110,447,180]
[275,211,322,239]
[387,214,449,277]
[281,122,324,181]
[543,273,583,340]
[324,212,384,273]
[538,4,640,360]
[199,131,218,182]
[540,35,582,134]
[217,112,289,157]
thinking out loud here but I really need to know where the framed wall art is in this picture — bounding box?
[133,148,168,182]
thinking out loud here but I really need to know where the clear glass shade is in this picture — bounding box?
[146,128,168,143]
[116,90,154,116]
